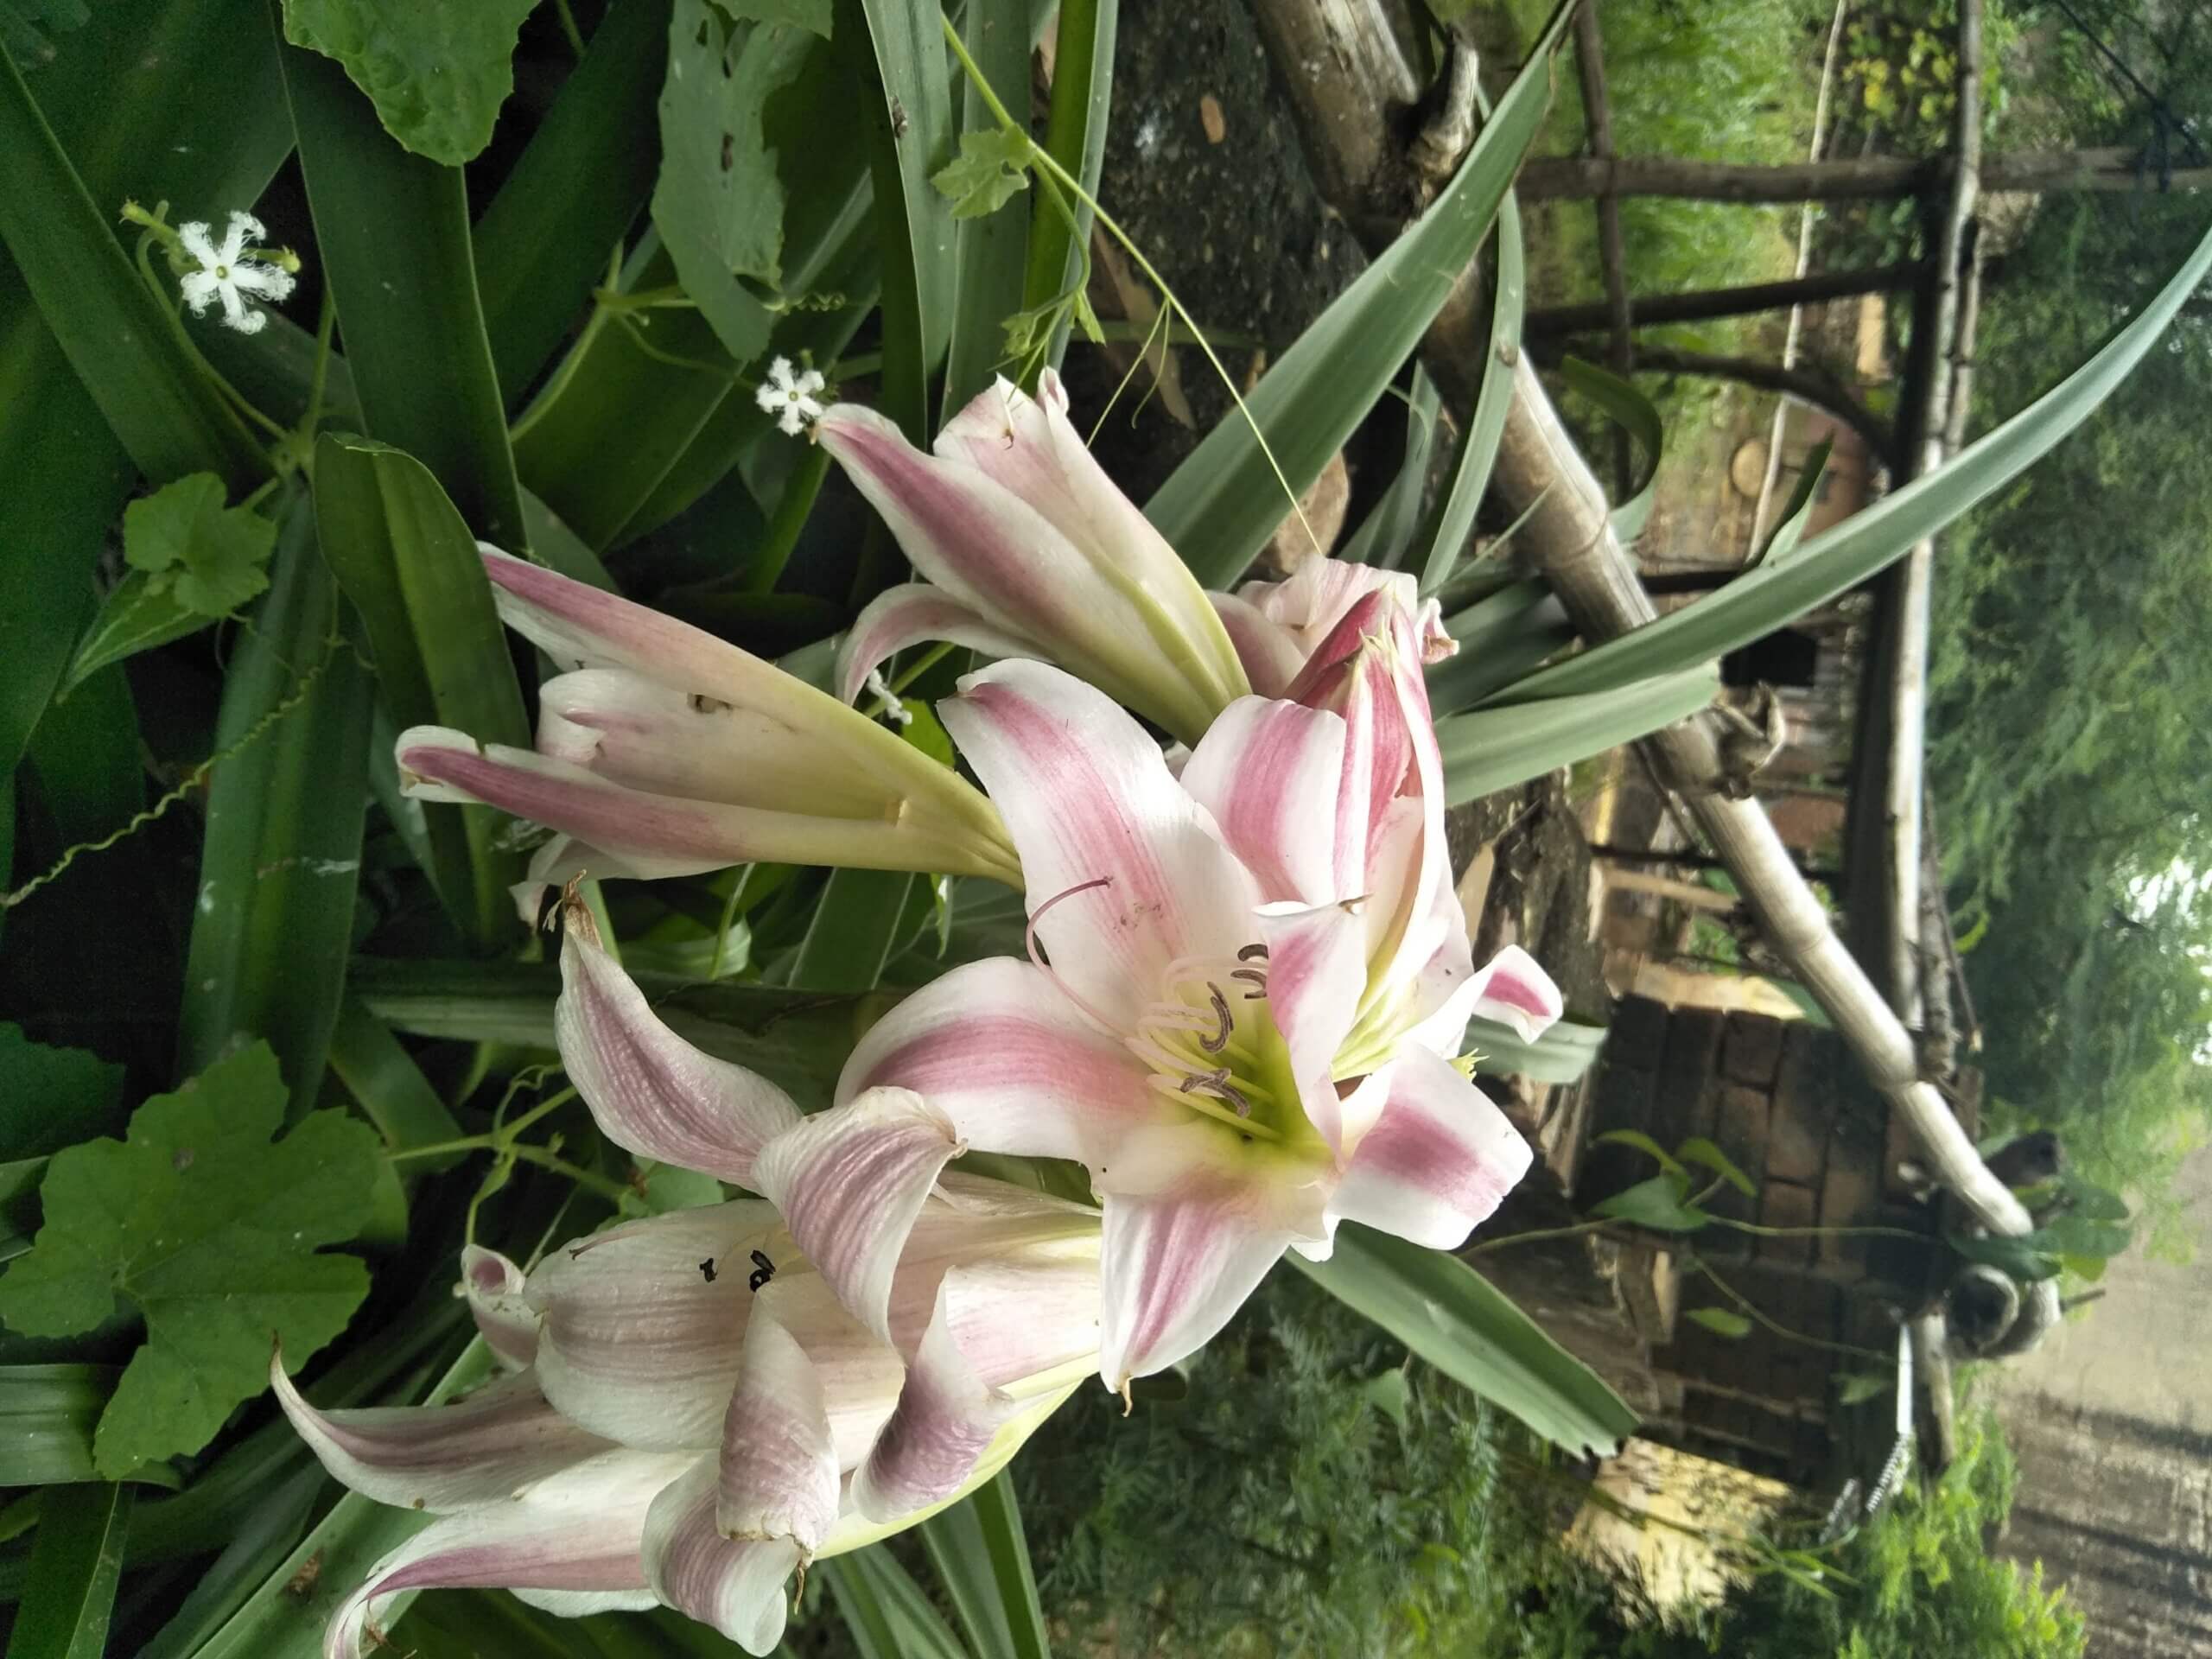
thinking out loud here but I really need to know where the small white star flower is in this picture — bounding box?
[755,354,826,436]
[177,210,296,336]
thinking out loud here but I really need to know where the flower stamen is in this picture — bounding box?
[1197,983,1233,1053]
[1179,1067,1254,1118]
[1025,875,1120,1031]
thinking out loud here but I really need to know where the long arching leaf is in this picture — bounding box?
[1490,214,2212,705]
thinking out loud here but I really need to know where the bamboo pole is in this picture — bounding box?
[1872,0,1983,1025]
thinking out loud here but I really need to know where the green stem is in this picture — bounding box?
[747,442,830,595]
[506,1143,635,1205]
[1697,1263,1890,1363]
[1465,1217,1613,1257]
[1709,1218,1929,1242]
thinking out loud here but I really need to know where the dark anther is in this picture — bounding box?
[698,1258,717,1284]
[747,1249,776,1292]
[1237,942,1269,961]
[1230,967,1268,1001]
[1199,983,1233,1052]
[1180,1067,1253,1118]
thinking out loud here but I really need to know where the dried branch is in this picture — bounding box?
[1523,262,1926,338]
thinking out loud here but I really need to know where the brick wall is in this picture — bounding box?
[1580,996,1937,1486]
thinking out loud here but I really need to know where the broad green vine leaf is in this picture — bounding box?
[0,1042,382,1477]
[1592,1173,1711,1234]
[933,129,1032,219]
[1675,1135,1758,1198]
[281,0,537,165]
[1946,1230,2061,1282]
[1590,1128,1686,1179]
[121,473,277,617]
[716,0,832,33]
[652,0,802,362]
[0,1023,124,1162]
[1685,1307,1752,1339]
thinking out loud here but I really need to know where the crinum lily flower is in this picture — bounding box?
[393,549,1021,894]
[275,918,1101,1658]
[785,642,1562,1395]
[1211,557,1457,699]
[817,370,1252,745]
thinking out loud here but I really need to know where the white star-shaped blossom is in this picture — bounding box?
[755,355,826,436]
[177,210,296,336]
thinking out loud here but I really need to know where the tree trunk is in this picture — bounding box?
[1525,261,1927,338]
[1516,144,2209,202]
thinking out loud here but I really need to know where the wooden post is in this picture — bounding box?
[1570,2,1636,499]
[1514,145,2209,202]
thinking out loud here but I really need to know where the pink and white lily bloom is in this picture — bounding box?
[801,633,1562,1394]
[275,915,1102,1658]
[392,549,1020,894]
[1211,557,1457,699]
[817,371,1252,745]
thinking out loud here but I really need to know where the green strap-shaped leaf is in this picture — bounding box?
[1495,213,2212,705]
[311,432,530,950]
[133,1465,323,1659]
[1420,193,1526,597]
[1292,1223,1638,1459]
[1466,1014,1608,1084]
[1554,356,1663,540]
[325,996,465,1164]
[513,244,751,550]
[788,868,922,993]
[350,957,857,1109]
[279,26,527,548]
[1749,436,1832,568]
[0,45,264,490]
[178,497,375,1116]
[940,0,1034,417]
[0,1367,180,1490]
[1020,0,1115,379]
[474,0,674,403]
[917,1472,1053,1659]
[1338,368,1443,569]
[823,1546,973,1659]
[1148,0,1575,588]
[1425,577,1577,716]
[183,1339,498,1659]
[1436,662,1718,805]
[838,0,957,442]
[5,1481,130,1659]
